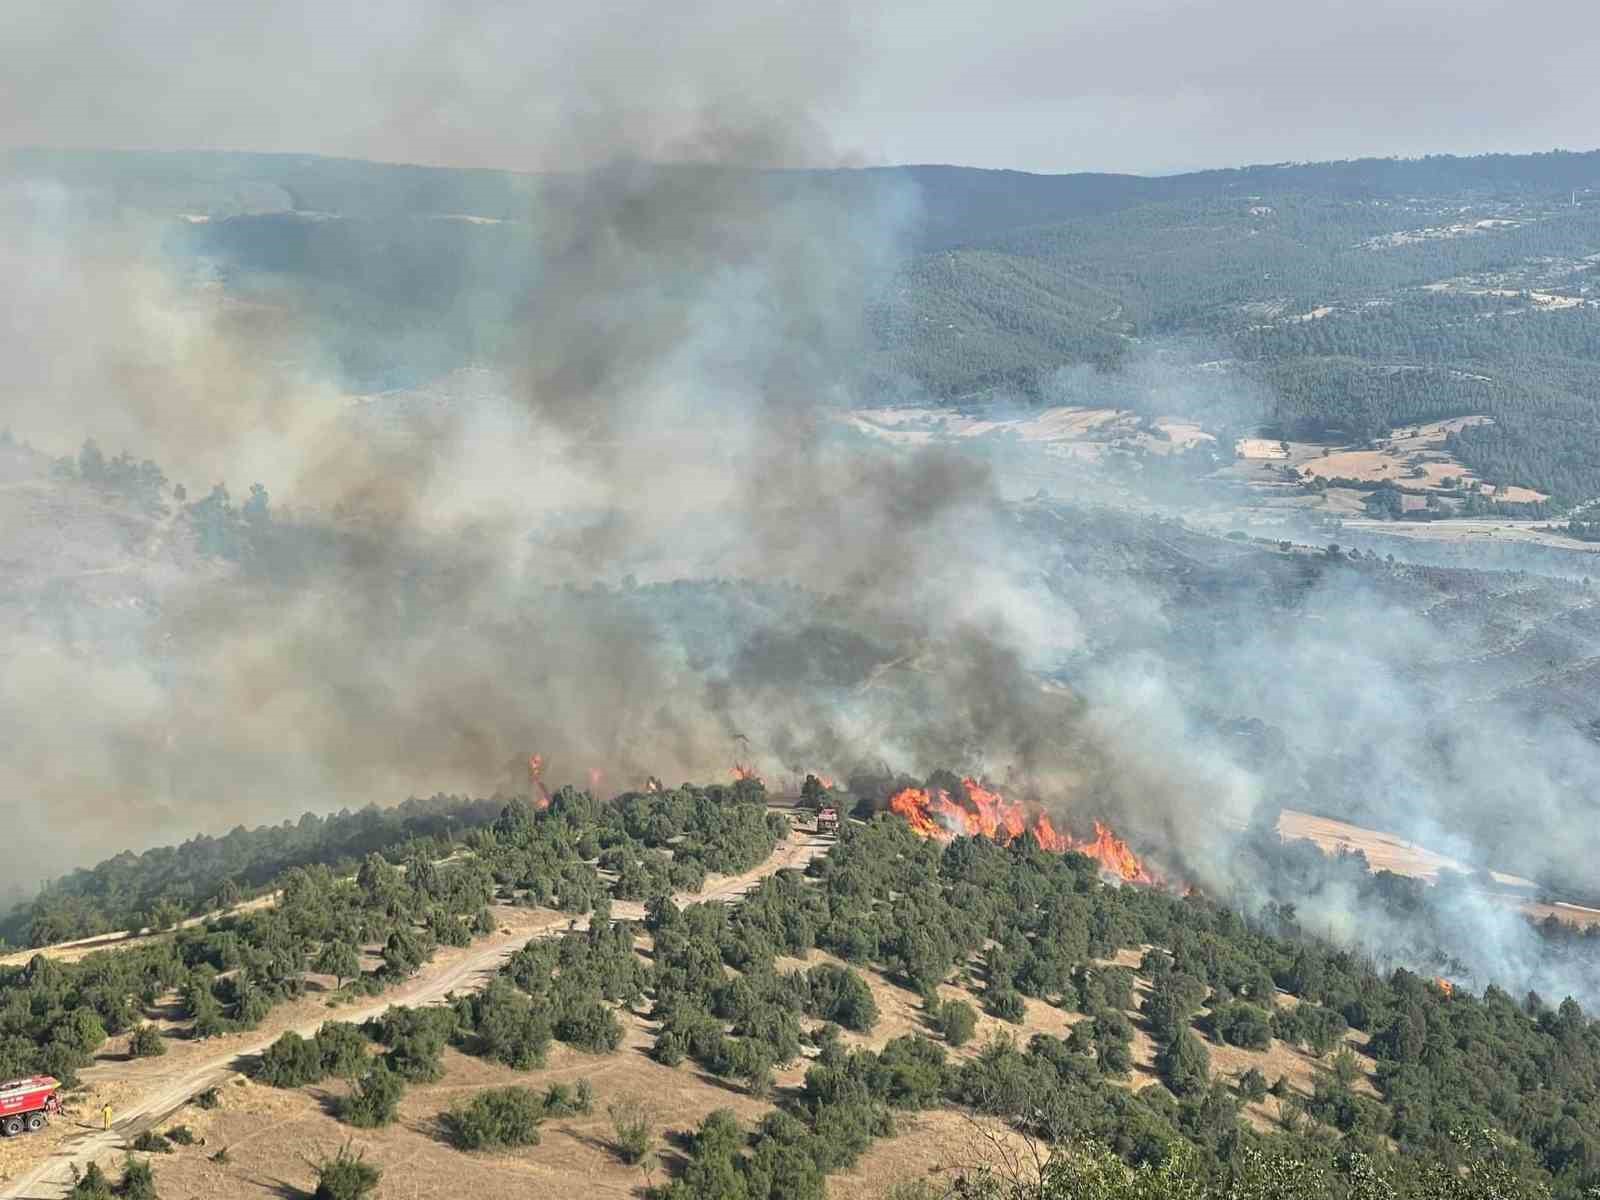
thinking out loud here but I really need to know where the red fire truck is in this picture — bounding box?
[815,806,840,837]
[0,1076,61,1136]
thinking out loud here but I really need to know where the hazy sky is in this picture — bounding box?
[3,0,1598,175]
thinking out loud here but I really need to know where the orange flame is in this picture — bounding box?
[1081,821,1153,884]
[588,767,604,790]
[528,754,552,811]
[888,787,960,839]
[961,777,1028,842]
[732,763,762,785]
[1030,811,1073,854]
[885,779,1152,883]
[645,776,663,794]
[1433,977,1455,998]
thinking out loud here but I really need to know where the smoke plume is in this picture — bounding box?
[6,0,1600,1010]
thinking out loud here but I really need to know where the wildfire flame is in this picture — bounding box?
[588,767,604,790]
[1433,976,1455,997]
[645,775,663,794]
[887,777,1153,884]
[731,763,762,784]
[527,754,552,811]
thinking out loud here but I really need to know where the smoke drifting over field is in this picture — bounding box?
[6,1,1600,1005]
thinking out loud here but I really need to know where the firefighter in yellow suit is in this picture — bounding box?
[102,1104,112,1130]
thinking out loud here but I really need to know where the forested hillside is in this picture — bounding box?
[1,793,505,947]
[20,777,1600,1199]
[875,171,1600,503]
[13,147,1600,501]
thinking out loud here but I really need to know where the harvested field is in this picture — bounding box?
[1278,809,1535,888]
[1275,808,1600,934]
[1293,417,1548,502]
[1515,899,1600,929]
[1488,485,1547,504]
[1225,416,1553,528]
[1236,438,1291,459]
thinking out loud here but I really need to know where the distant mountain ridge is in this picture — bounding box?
[11,145,1600,249]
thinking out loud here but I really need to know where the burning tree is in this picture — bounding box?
[885,777,1153,884]
[528,754,552,811]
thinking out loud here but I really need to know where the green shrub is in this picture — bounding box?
[128,1025,166,1059]
[380,927,430,978]
[315,1023,370,1079]
[1207,1003,1272,1051]
[798,964,880,1033]
[340,1063,404,1129]
[193,1088,220,1110]
[987,988,1026,1024]
[934,999,977,1047]
[1155,1029,1210,1097]
[165,1124,196,1145]
[541,1079,594,1117]
[1330,1046,1363,1087]
[554,1000,623,1054]
[69,1161,113,1199]
[607,1098,654,1165]
[119,1155,158,1200]
[130,1131,171,1154]
[444,1086,545,1151]
[256,1031,324,1088]
[313,1141,381,1200]
[874,1036,948,1109]
[1239,1067,1269,1103]
[653,1031,687,1066]
[468,980,552,1070]
[366,1007,454,1082]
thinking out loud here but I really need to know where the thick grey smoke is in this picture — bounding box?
[0,0,1083,885]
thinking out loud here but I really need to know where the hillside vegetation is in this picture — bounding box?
[16,779,1600,1199]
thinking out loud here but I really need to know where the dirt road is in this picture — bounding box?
[0,827,828,1199]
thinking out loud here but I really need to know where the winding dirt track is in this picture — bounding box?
[1,827,826,1199]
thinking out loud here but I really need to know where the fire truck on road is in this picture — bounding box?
[0,1076,62,1136]
[815,806,840,837]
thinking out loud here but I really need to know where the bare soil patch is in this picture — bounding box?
[124,1032,777,1200]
